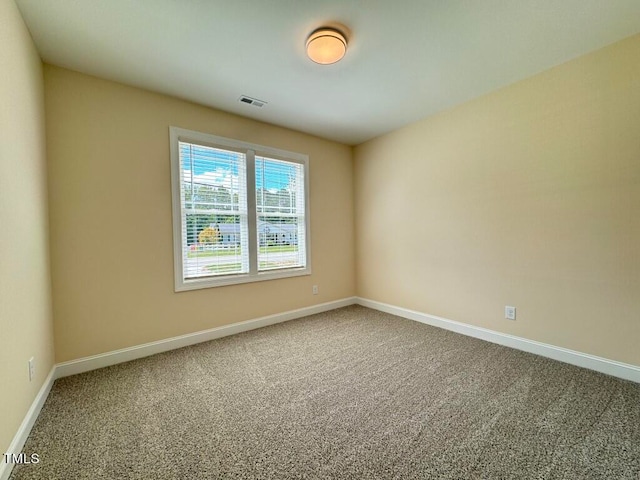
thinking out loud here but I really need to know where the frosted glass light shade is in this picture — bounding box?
[306,28,347,65]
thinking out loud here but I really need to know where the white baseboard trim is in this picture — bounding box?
[357,297,640,384]
[56,297,358,379]
[0,367,56,480]
[7,295,634,480]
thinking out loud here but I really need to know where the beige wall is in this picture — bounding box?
[0,0,55,455]
[44,65,355,362]
[355,34,640,366]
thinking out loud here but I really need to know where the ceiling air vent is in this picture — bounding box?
[238,95,267,108]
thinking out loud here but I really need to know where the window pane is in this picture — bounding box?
[255,156,306,271]
[179,142,248,278]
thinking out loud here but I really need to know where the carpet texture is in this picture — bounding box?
[10,306,640,479]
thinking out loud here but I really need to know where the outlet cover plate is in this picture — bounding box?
[28,357,35,381]
[505,306,516,320]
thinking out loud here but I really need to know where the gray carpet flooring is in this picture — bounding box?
[10,305,640,479]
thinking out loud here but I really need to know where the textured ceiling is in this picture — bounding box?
[15,0,640,145]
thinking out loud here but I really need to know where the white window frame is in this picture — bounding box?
[170,126,311,291]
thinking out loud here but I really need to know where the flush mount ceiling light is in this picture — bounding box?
[306,27,347,65]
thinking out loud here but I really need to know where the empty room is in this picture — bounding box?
[1,0,639,479]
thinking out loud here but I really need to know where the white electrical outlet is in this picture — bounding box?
[312,285,318,295]
[28,357,35,381]
[505,306,516,320]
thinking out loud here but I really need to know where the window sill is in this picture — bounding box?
[175,266,312,292]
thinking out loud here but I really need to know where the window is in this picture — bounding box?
[170,127,310,291]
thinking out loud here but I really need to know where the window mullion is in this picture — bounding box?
[246,150,258,274]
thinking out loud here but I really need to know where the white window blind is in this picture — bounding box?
[170,127,311,291]
[179,142,249,279]
[256,156,306,271]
